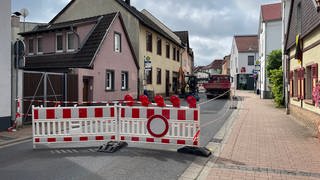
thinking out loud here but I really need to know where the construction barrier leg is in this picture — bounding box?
[97,141,128,153]
[177,146,211,157]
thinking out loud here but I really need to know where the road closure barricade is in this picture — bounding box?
[32,95,211,157]
[32,106,117,148]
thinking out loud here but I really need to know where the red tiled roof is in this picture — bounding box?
[204,59,223,70]
[234,35,258,52]
[261,3,282,22]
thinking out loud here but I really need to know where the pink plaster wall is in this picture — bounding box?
[77,15,138,102]
[25,22,95,55]
[77,23,95,44]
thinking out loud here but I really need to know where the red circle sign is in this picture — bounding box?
[146,115,169,138]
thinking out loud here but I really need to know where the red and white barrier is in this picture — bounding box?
[118,106,200,146]
[32,106,117,148]
[32,95,201,150]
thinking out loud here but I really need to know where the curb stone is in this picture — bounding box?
[178,96,243,180]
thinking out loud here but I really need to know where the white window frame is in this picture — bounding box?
[121,72,128,90]
[106,71,114,91]
[37,36,43,54]
[56,33,63,53]
[114,32,121,53]
[66,32,75,52]
[28,38,34,55]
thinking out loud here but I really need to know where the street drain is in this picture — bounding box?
[211,138,223,143]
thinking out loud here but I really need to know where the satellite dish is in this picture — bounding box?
[20,8,29,18]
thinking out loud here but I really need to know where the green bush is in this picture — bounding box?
[266,49,284,107]
[269,67,284,107]
[266,49,282,79]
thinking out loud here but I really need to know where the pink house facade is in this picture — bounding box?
[21,12,139,102]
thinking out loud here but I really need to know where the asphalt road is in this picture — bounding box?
[0,93,235,180]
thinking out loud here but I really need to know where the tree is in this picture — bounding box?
[266,49,283,107]
[269,68,284,107]
[266,49,282,79]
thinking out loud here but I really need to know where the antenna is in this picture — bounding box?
[20,8,29,32]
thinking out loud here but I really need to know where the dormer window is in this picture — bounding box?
[67,32,75,52]
[28,38,34,55]
[56,33,63,53]
[114,32,121,53]
[37,36,43,54]
[313,0,320,12]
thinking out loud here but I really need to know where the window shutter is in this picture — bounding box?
[300,67,305,99]
[312,64,318,86]
[290,71,293,97]
[297,69,301,99]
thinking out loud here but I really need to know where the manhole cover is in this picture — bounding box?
[211,138,223,143]
[0,136,16,141]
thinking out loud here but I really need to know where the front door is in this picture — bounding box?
[165,70,170,97]
[83,78,89,102]
[83,77,93,103]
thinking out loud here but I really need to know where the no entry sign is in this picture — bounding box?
[146,115,169,138]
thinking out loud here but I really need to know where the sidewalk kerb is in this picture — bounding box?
[0,136,32,148]
[179,96,243,180]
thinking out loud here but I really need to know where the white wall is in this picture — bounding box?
[0,0,11,118]
[230,38,239,88]
[266,21,282,55]
[260,20,282,98]
[238,52,258,74]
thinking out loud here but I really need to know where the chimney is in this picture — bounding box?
[125,0,130,5]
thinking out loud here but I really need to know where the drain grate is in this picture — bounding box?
[0,136,16,141]
[211,138,223,143]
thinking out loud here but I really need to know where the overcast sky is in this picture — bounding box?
[12,0,280,66]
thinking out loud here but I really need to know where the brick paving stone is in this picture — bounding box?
[198,91,320,180]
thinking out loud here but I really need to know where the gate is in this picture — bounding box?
[23,71,78,124]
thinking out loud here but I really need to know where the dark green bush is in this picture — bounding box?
[269,68,284,107]
[267,49,284,107]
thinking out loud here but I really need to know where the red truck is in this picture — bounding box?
[203,75,231,99]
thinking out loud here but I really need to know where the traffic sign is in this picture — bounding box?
[146,114,169,138]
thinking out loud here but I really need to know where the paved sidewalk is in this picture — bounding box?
[0,125,32,147]
[198,91,320,180]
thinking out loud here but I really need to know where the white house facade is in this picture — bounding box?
[258,3,282,99]
[230,35,259,90]
[0,0,12,131]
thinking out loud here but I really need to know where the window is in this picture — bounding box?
[248,56,254,65]
[114,32,121,53]
[293,69,298,97]
[67,32,74,51]
[166,42,170,58]
[157,68,162,84]
[173,47,176,60]
[306,66,312,99]
[305,64,319,101]
[296,3,302,34]
[28,38,34,55]
[121,71,128,90]
[146,32,152,52]
[56,33,63,52]
[106,70,114,91]
[157,37,162,55]
[146,68,152,84]
[37,37,43,54]
[177,50,180,62]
